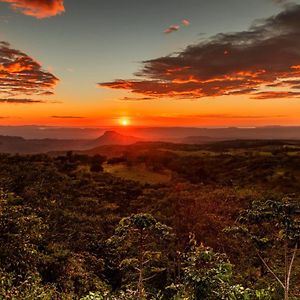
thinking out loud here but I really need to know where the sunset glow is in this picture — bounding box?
[119,118,130,126]
[1,2,300,298]
[0,0,300,127]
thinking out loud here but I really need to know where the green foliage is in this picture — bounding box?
[227,198,300,299]
[168,234,274,300]
[0,149,299,299]
[81,291,106,300]
[0,190,46,276]
[182,234,234,299]
[238,198,300,243]
[107,214,174,298]
[0,269,57,300]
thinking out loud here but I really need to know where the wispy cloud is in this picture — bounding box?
[121,96,157,101]
[163,19,190,34]
[100,5,300,100]
[189,114,286,119]
[251,91,300,99]
[50,115,85,119]
[132,113,287,124]
[164,25,180,34]
[182,19,190,26]
[272,0,288,3]
[0,42,59,99]
[0,98,45,103]
[0,0,64,18]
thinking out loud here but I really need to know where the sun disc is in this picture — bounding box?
[119,118,129,126]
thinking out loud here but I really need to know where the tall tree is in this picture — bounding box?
[227,198,300,300]
[106,213,174,299]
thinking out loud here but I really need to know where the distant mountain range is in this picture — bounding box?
[1,126,300,154]
[0,131,143,154]
[178,135,224,144]
[1,125,300,140]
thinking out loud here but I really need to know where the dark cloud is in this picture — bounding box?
[0,42,59,99]
[251,91,300,99]
[0,0,64,18]
[272,0,289,3]
[100,5,300,100]
[121,96,157,101]
[0,98,45,103]
[50,115,85,119]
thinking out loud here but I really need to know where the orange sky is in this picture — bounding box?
[1,0,300,127]
[1,94,300,127]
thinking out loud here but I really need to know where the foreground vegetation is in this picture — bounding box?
[0,141,299,299]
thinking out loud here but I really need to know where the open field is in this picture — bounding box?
[103,163,171,184]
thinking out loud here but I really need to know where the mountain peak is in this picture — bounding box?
[101,130,122,137]
[88,130,141,147]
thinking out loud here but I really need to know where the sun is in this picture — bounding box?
[119,117,130,126]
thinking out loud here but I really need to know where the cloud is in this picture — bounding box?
[100,5,300,100]
[164,25,180,34]
[50,115,85,119]
[163,19,190,34]
[0,0,64,18]
[190,114,286,119]
[169,114,286,119]
[0,98,45,103]
[251,91,300,99]
[0,42,59,99]
[272,0,288,3]
[182,19,190,26]
[121,96,157,101]
[271,0,297,5]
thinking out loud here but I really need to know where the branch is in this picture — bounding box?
[287,243,298,291]
[257,252,285,289]
[142,259,150,266]
[142,273,158,282]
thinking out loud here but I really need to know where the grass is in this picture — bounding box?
[103,163,171,184]
[161,148,218,157]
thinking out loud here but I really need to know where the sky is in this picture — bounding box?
[1,0,300,127]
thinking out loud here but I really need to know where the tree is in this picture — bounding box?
[0,190,46,277]
[170,233,273,300]
[0,269,57,300]
[227,198,300,300]
[90,155,106,173]
[106,213,174,299]
[83,230,273,300]
[0,191,57,299]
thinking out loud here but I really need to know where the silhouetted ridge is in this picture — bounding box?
[87,131,141,148]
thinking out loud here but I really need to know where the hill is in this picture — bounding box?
[85,130,142,148]
[0,131,142,154]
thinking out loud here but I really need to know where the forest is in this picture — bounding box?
[0,140,299,299]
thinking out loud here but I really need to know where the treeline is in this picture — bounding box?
[0,152,299,299]
[106,145,300,191]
